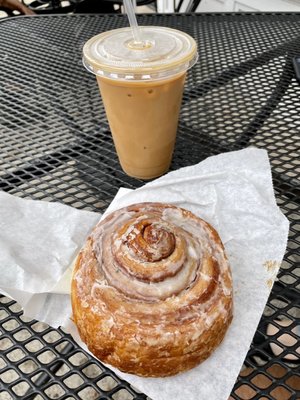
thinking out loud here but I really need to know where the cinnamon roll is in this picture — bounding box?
[71,202,233,377]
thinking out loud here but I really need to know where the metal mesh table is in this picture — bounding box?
[0,12,299,400]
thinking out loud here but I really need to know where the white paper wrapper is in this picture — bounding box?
[0,192,100,325]
[0,148,289,400]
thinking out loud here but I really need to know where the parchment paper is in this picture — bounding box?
[0,148,289,400]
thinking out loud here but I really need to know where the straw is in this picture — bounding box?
[123,0,143,45]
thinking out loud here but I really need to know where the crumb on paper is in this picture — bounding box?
[263,260,280,272]
[266,279,274,289]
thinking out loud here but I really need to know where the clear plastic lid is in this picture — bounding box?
[82,26,198,81]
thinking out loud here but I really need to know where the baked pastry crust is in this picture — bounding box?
[71,202,233,377]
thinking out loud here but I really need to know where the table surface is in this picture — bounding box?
[0,12,299,400]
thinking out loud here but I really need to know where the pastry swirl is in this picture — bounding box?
[71,202,233,377]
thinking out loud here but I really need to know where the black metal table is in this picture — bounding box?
[0,12,299,400]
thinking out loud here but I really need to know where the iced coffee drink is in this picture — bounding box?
[83,27,198,179]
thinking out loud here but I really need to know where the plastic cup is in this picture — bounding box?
[83,26,198,180]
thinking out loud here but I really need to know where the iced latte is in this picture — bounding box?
[83,27,198,179]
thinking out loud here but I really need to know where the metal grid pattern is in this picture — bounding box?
[0,13,299,399]
[0,296,147,400]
